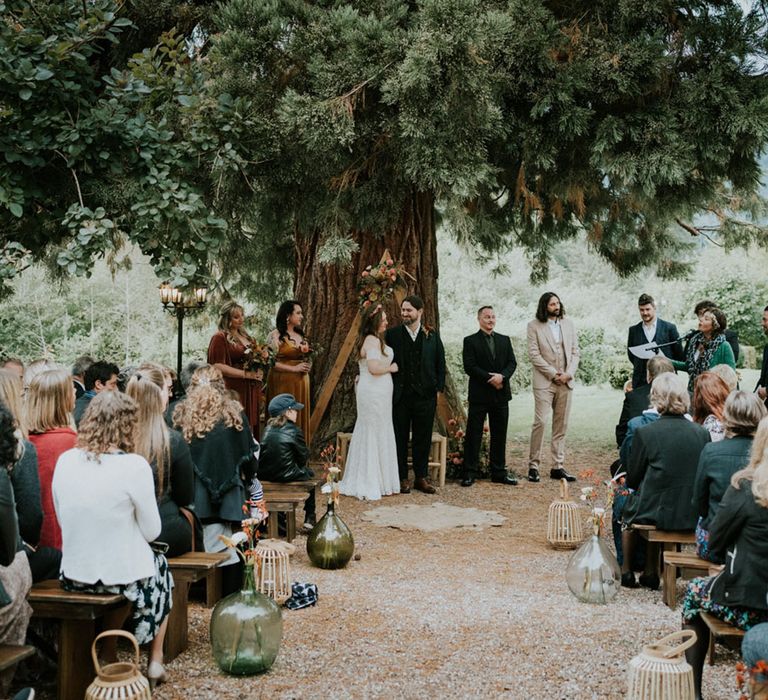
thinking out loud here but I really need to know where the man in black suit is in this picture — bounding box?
[754,304,768,407]
[385,295,446,495]
[627,293,683,389]
[460,306,518,487]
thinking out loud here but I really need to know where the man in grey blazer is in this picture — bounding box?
[527,292,579,483]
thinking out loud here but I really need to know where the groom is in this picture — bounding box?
[386,295,446,494]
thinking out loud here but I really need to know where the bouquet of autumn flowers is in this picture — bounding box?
[357,257,407,309]
[578,469,616,534]
[737,659,768,700]
[218,499,268,567]
[297,337,319,362]
[242,341,276,377]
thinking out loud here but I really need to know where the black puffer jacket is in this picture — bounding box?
[709,479,768,611]
[258,421,312,482]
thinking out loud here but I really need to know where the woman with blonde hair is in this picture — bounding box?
[173,365,262,595]
[692,391,766,561]
[683,415,768,698]
[126,365,195,557]
[620,373,711,589]
[26,368,76,550]
[52,391,172,687]
[207,300,264,439]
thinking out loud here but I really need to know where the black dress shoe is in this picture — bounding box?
[460,477,475,487]
[491,473,518,486]
[528,468,540,483]
[550,468,576,482]
[638,573,660,591]
[621,572,639,589]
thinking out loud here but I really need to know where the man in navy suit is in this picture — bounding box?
[627,293,683,389]
[460,306,518,487]
[754,305,768,407]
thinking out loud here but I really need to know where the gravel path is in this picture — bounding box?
[152,445,740,700]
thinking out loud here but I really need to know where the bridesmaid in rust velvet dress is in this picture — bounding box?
[207,301,264,439]
[266,300,312,446]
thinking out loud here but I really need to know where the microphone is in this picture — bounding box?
[681,329,697,341]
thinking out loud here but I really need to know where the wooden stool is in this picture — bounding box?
[701,612,745,665]
[662,551,723,609]
[263,490,310,542]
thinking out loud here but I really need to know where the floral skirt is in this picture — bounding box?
[61,551,173,644]
[682,575,768,631]
[0,551,33,646]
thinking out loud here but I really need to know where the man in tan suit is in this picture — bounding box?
[526,292,579,483]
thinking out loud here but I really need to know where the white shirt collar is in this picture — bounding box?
[406,322,421,341]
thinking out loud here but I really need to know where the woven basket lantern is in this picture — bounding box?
[255,539,294,603]
[546,478,584,549]
[626,630,696,700]
[85,630,151,700]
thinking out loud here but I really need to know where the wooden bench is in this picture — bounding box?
[261,483,312,541]
[631,524,696,553]
[28,579,129,700]
[336,431,447,486]
[662,551,724,609]
[166,551,229,661]
[701,611,745,665]
[0,644,35,672]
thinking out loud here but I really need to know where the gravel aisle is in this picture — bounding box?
[155,446,739,700]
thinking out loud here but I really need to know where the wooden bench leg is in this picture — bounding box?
[662,559,677,609]
[58,618,96,700]
[267,513,278,539]
[165,572,193,662]
[205,567,223,608]
[286,509,297,543]
[708,630,716,665]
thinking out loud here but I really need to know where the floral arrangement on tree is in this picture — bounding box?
[446,414,490,479]
[736,659,768,700]
[357,257,407,309]
[578,469,616,534]
[319,444,342,505]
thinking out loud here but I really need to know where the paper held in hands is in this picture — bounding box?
[628,338,681,360]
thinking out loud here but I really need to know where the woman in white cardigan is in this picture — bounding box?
[53,391,172,689]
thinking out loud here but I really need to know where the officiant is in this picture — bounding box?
[627,294,683,389]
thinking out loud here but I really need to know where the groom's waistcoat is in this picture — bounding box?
[401,331,425,397]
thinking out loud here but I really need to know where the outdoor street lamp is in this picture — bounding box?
[159,283,208,377]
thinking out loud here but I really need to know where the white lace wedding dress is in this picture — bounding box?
[339,343,400,500]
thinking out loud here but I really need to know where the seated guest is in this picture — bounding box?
[693,391,765,561]
[73,360,119,427]
[22,359,53,396]
[26,368,77,550]
[53,391,171,688]
[692,371,730,442]
[71,355,94,400]
[0,371,59,582]
[620,373,710,589]
[259,393,316,533]
[682,416,768,699]
[615,356,675,449]
[710,363,738,392]
[126,366,195,557]
[173,366,261,596]
[0,357,24,383]
[0,405,33,691]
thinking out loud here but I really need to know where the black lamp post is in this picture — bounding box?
[159,284,208,377]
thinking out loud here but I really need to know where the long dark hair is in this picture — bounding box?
[0,402,18,472]
[359,304,387,355]
[276,300,304,341]
[535,292,564,323]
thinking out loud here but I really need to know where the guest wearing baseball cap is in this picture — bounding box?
[258,394,316,532]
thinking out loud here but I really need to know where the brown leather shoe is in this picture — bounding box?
[400,479,411,494]
[413,477,436,494]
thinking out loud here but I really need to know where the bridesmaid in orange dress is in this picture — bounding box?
[266,300,312,445]
[207,301,264,439]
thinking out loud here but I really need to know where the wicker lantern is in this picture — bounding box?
[85,631,152,700]
[255,540,294,603]
[546,478,584,549]
[626,630,696,700]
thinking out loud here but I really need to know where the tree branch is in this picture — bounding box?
[54,150,84,208]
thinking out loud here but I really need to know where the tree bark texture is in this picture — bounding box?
[295,190,464,450]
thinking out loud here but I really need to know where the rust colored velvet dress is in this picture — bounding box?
[265,339,311,445]
[207,331,263,440]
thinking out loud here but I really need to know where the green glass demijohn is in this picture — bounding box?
[306,500,354,569]
[210,565,283,675]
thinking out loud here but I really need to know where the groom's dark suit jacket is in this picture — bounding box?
[627,319,683,388]
[462,330,516,404]
[385,324,446,404]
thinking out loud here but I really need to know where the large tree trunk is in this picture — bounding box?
[295,189,464,450]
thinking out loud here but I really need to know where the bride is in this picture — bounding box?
[339,304,400,500]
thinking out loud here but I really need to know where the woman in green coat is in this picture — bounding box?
[672,307,735,391]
